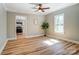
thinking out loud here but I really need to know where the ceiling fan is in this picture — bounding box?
[32,4,50,12]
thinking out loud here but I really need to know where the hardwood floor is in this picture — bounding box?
[1,36,79,55]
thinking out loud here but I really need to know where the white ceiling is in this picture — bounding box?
[4,3,76,15]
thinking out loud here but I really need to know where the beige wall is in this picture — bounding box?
[45,4,79,41]
[0,4,7,39]
[7,12,45,38]
[27,14,45,37]
[7,12,16,38]
[0,4,7,53]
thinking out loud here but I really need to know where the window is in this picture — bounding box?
[54,13,64,34]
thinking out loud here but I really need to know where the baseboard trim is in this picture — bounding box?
[26,34,44,38]
[7,37,16,40]
[47,35,79,44]
[0,40,8,54]
[7,34,44,40]
[0,37,16,54]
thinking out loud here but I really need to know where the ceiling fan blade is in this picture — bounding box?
[39,4,42,6]
[41,9,45,12]
[42,10,45,12]
[37,4,42,8]
[42,7,50,9]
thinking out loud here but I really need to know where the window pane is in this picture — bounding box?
[59,15,64,24]
[54,13,64,34]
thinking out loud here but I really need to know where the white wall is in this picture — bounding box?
[7,12,45,38]
[0,4,7,54]
[45,4,79,41]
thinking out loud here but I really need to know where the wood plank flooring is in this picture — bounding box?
[1,36,79,55]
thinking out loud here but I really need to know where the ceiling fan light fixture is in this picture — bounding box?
[38,10,42,12]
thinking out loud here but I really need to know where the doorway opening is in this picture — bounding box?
[15,15,27,39]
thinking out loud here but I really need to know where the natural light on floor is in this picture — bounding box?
[43,39,60,45]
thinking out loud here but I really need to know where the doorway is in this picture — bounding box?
[15,15,27,39]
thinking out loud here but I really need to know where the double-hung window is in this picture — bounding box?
[54,13,64,34]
